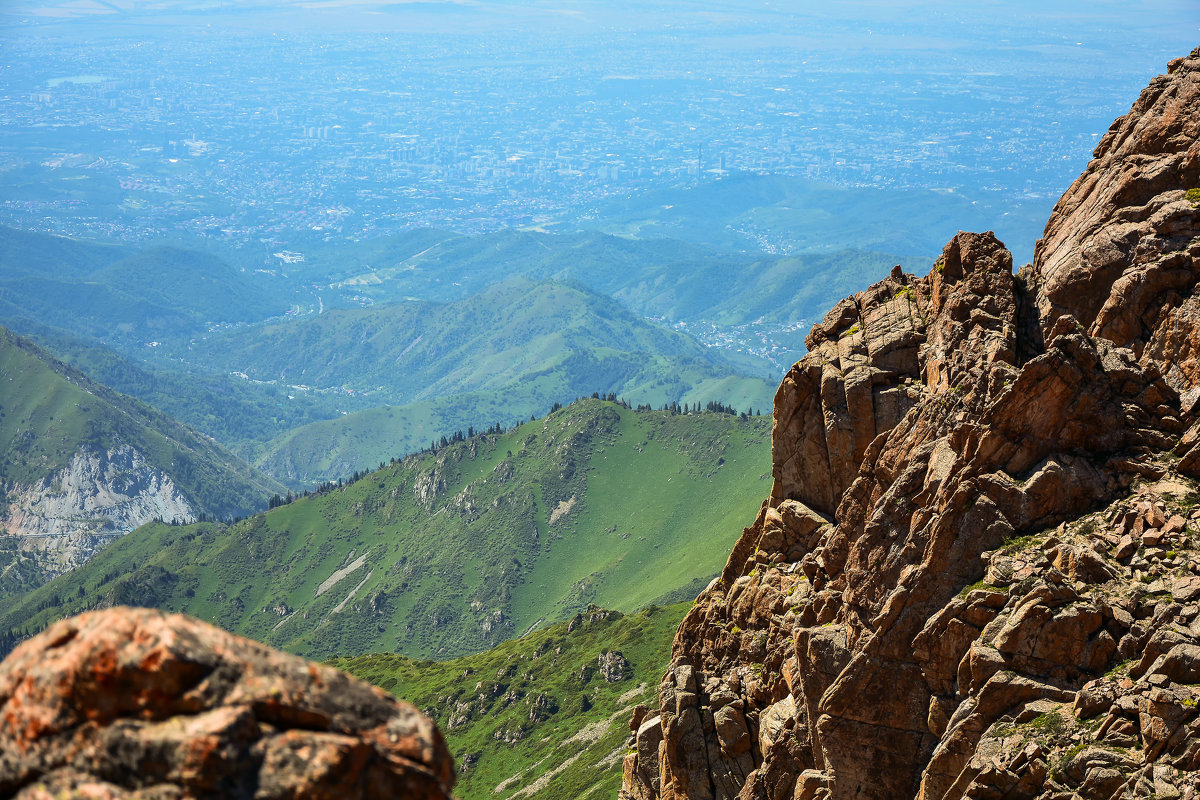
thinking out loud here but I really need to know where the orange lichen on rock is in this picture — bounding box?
[0,606,455,800]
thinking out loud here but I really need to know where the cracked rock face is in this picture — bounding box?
[622,51,1200,800]
[0,607,455,800]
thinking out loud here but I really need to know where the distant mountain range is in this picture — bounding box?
[573,173,1048,266]
[181,276,768,400]
[305,225,926,335]
[0,226,288,347]
[0,224,783,483]
[0,175,1036,488]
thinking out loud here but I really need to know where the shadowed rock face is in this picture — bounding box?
[0,607,455,800]
[622,51,1200,800]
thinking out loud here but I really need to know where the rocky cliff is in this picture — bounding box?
[622,51,1200,800]
[4,443,196,539]
[0,607,455,799]
[0,327,283,598]
[3,442,198,586]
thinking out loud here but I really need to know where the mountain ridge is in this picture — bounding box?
[0,399,772,661]
[172,276,777,484]
[0,226,288,347]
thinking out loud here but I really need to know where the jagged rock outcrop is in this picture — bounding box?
[0,607,455,799]
[1033,54,1200,394]
[622,51,1200,800]
[600,650,632,682]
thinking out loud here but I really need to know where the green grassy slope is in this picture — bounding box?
[165,277,775,484]
[25,330,375,455]
[0,400,768,661]
[251,396,480,486]
[0,327,284,601]
[0,326,281,508]
[333,603,688,800]
[252,374,772,486]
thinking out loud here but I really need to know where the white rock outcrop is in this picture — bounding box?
[2,442,196,578]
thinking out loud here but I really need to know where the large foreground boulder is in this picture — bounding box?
[0,607,455,800]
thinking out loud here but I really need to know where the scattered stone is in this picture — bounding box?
[597,650,631,682]
[1165,515,1189,535]
[1115,534,1139,560]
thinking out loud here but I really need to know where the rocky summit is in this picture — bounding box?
[622,51,1200,800]
[0,607,455,799]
